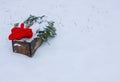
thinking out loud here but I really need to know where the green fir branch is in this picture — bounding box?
[36,21,56,41]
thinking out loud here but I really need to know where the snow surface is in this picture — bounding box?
[0,0,120,82]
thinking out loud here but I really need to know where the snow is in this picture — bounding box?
[14,43,22,47]
[0,0,120,82]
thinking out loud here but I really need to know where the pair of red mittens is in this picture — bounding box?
[8,23,33,40]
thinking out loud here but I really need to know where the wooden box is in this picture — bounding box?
[12,39,42,57]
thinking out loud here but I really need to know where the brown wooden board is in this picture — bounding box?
[12,39,42,57]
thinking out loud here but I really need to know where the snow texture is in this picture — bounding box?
[0,0,120,82]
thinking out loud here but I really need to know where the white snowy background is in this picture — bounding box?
[0,0,120,82]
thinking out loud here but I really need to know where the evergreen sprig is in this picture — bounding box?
[36,21,56,41]
[14,23,19,27]
[24,15,45,27]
